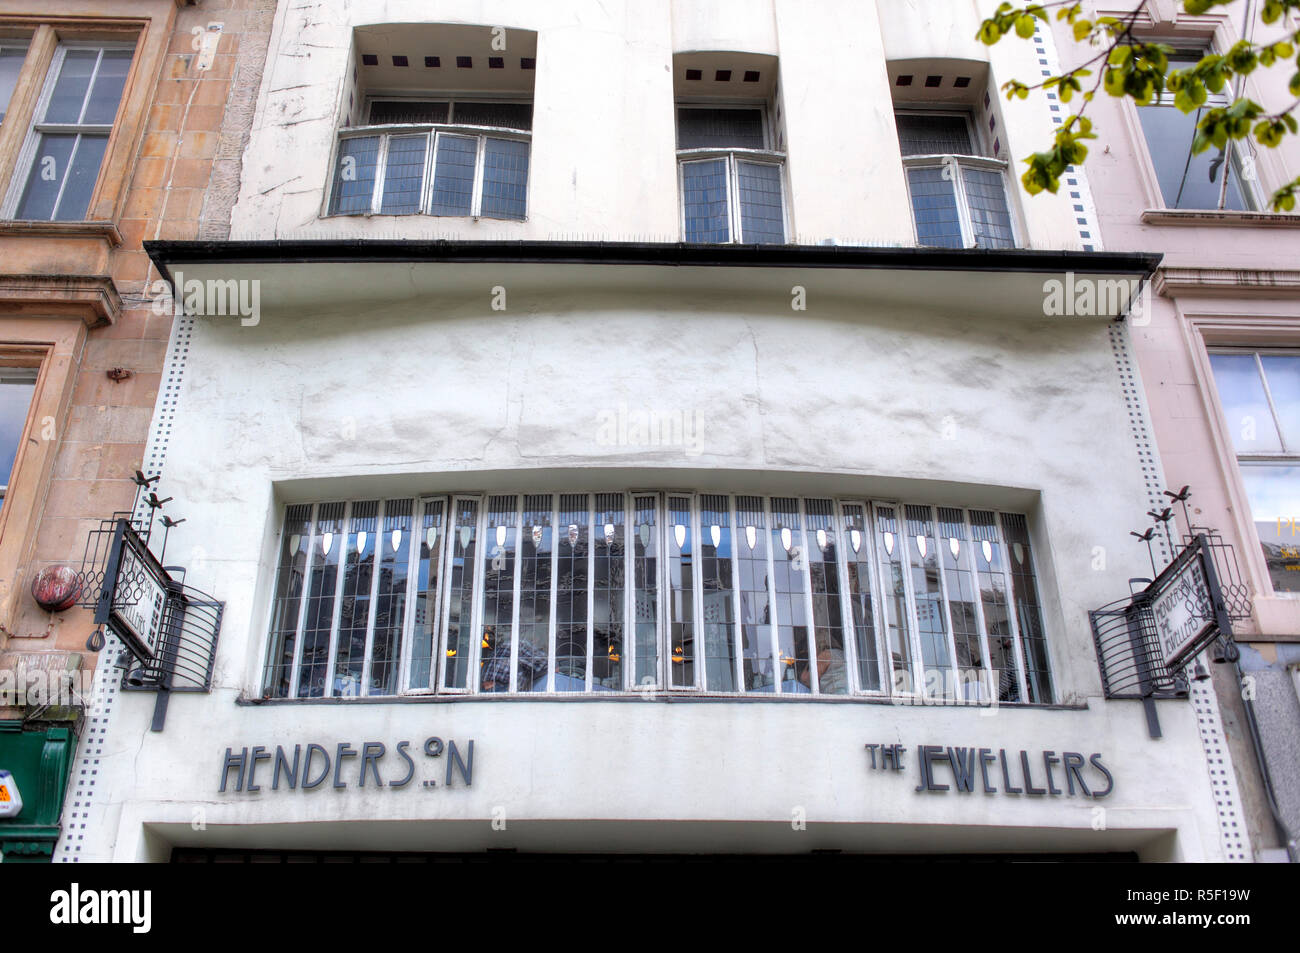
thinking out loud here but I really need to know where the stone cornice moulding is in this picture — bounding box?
[1141,208,1300,228]
[0,274,122,327]
[1154,267,1300,298]
[0,220,122,246]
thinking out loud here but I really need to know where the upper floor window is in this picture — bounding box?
[260,489,1052,704]
[2,44,133,221]
[1208,349,1300,592]
[0,366,37,504]
[0,40,28,124]
[1136,49,1255,211]
[329,98,531,219]
[896,111,1015,249]
[676,105,787,243]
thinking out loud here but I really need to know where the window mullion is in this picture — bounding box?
[586,493,596,693]
[894,502,926,694]
[371,134,390,214]
[690,494,705,690]
[950,158,975,248]
[544,494,558,693]
[797,498,820,695]
[468,497,488,693]
[729,154,742,243]
[286,502,318,699]
[623,493,635,692]
[73,47,104,126]
[322,500,351,698]
[359,498,385,693]
[506,495,523,693]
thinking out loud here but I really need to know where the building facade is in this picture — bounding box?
[0,0,274,860]
[51,0,1262,862]
[1050,0,1300,861]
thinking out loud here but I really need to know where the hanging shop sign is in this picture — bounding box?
[1148,535,1223,672]
[95,520,172,663]
[219,737,474,793]
[865,742,1114,798]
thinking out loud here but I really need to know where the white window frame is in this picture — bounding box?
[1,42,135,221]
[328,95,531,220]
[896,108,1017,249]
[1135,44,1259,212]
[675,102,789,244]
[260,492,1054,703]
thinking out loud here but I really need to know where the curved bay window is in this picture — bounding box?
[677,105,787,244]
[329,98,531,220]
[262,490,1053,703]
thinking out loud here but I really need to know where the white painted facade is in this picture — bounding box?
[60,1,1244,862]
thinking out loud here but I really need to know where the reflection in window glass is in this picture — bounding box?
[593,493,625,691]
[262,504,311,698]
[875,505,914,690]
[408,500,446,691]
[1259,356,1300,450]
[1239,466,1300,593]
[806,500,847,694]
[1209,353,1283,453]
[369,500,414,695]
[1137,105,1250,210]
[841,504,881,692]
[771,498,808,692]
[667,495,695,688]
[330,136,379,215]
[632,496,659,689]
[906,505,952,686]
[297,502,344,698]
[443,499,479,689]
[972,511,1021,703]
[0,46,28,124]
[939,507,986,701]
[519,494,553,691]
[1001,514,1051,704]
[699,494,736,692]
[555,494,588,691]
[334,501,377,695]
[736,496,774,691]
[480,495,519,692]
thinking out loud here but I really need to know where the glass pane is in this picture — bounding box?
[1259,356,1300,452]
[895,113,973,156]
[699,494,736,692]
[805,500,848,695]
[939,508,987,702]
[263,504,311,699]
[0,47,28,124]
[369,100,448,124]
[442,498,478,689]
[906,504,952,693]
[334,502,378,695]
[429,133,476,216]
[555,494,589,691]
[53,134,108,220]
[329,135,379,214]
[736,496,775,691]
[1137,106,1249,210]
[298,502,344,698]
[1001,513,1051,704]
[379,135,427,214]
[1209,353,1282,453]
[971,511,1020,703]
[632,496,659,689]
[519,495,553,692]
[408,500,445,691]
[682,159,730,243]
[841,504,882,692]
[593,493,625,691]
[453,101,532,130]
[480,137,528,220]
[44,49,97,123]
[770,498,809,693]
[16,133,75,220]
[480,496,518,692]
[82,49,132,124]
[1239,466,1300,593]
[667,495,695,688]
[907,166,963,248]
[676,107,764,149]
[368,499,413,695]
[875,505,914,691]
[962,167,1014,248]
[737,161,784,244]
[0,373,35,489]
